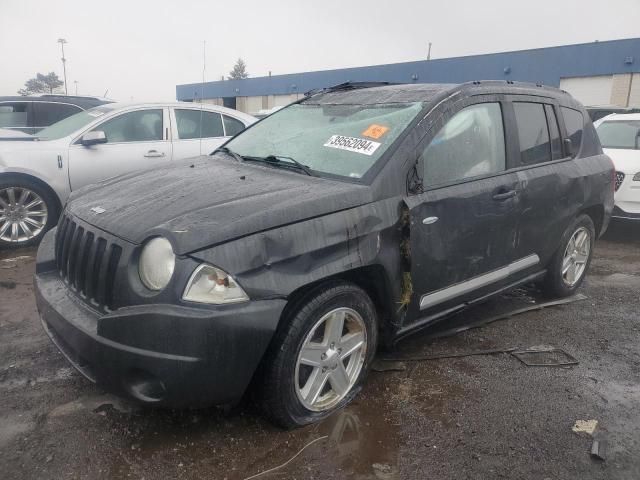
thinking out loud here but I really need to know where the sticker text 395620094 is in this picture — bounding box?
[323,135,381,156]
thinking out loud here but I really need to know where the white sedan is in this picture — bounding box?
[595,113,640,221]
[0,102,256,246]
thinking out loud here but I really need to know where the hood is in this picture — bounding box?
[67,156,374,254]
[604,148,640,175]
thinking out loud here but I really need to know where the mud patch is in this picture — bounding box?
[0,415,36,449]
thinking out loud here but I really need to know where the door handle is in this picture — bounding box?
[492,190,517,201]
[144,150,166,158]
[422,216,439,225]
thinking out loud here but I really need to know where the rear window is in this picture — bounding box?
[545,105,563,159]
[514,102,551,164]
[32,102,82,127]
[562,107,584,152]
[223,115,245,136]
[596,120,640,150]
[0,102,28,128]
[175,109,224,139]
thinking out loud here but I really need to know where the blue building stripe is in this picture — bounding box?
[176,38,640,101]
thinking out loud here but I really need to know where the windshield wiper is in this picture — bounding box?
[212,146,243,163]
[244,155,314,176]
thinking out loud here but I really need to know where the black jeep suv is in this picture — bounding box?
[34,81,614,427]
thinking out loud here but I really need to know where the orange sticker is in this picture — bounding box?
[362,124,389,139]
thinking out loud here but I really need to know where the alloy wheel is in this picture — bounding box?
[561,226,591,287]
[294,307,367,412]
[0,187,49,243]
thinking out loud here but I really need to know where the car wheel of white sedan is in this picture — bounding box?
[0,178,58,248]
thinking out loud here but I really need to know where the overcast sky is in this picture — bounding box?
[1,0,639,101]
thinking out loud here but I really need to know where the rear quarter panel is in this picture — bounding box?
[0,141,70,205]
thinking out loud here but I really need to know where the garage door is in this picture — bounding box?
[560,75,613,106]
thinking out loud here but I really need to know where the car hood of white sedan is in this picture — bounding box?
[604,148,640,175]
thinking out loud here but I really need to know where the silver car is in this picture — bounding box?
[0,102,256,246]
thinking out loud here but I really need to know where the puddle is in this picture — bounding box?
[94,360,467,479]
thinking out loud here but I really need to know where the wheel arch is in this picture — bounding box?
[277,264,396,341]
[580,204,604,236]
[0,172,63,216]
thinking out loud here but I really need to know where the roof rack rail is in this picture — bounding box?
[304,81,399,97]
[39,94,103,101]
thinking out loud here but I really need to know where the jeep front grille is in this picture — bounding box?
[55,214,122,312]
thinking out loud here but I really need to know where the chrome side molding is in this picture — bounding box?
[419,254,540,310]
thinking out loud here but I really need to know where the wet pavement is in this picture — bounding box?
[1,221,639,479]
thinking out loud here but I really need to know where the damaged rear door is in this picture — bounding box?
[402,101,522,329]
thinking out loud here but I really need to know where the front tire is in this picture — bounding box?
[260,282,378,428]
[0,178,59,248]
[542,214,595,297]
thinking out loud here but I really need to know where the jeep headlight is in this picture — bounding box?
[138,237,175,291]
[183,264,249,304]
[633,172,640,181]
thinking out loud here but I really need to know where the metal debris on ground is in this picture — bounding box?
[242,435,328,480]
[379,347,517,363]
[511,345,579,367]
[371,360,407,372]
[1,256,32,262]
[423,293,588,340]
[591,439,607,461]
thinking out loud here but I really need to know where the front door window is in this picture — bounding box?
[420,103,505,187]
[93,109,163,143]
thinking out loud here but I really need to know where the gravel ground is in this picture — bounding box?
[0,220,638,480]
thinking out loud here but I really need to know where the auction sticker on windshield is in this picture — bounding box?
[324,135,381,156]
[362,124,389,139]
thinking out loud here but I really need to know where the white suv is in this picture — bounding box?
[595,113,640,221]
[0,103,255,246]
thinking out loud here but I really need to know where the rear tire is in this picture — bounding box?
[260,282,378,428]
[542,214,595,297]
[0,177,59,248]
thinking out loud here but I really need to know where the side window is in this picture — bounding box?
[0,102,28,128]
[223,115,245,136]
[545,105,563,159]
[561,107,584,153]
[175,109,223,139]
[93,109,163,143]
[32,103,81,127]
[514,102,551,164]
[419,103,505,188]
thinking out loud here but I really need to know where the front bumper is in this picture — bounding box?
[34,229,286,407]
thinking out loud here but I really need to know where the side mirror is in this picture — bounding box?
[81,130,107,146]
[563,138,574,158]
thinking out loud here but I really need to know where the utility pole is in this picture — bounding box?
[58,38,68,95]
[74,80,78,95]
[427,42,432,61]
